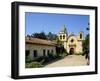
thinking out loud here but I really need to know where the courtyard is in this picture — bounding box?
[44,55,88,67]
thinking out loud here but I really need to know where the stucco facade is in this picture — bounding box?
[58,26,84,54]
[26,38,56,60]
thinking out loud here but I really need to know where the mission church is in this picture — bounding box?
[58,25,84,54]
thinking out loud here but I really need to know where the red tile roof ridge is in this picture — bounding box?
[26,37,56,46]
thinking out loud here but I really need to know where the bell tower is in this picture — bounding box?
[58,25,68,50]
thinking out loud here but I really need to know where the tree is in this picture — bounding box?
[31,32,47,40]
[26,34,30,37]
[82,34,89,59]
[47,32,58,40]
[82,23,90,60]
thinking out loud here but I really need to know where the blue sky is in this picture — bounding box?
[25,12,89,37]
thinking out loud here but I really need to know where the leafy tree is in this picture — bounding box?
[31,32,47,39]
[82,34,89,59]
[47,32,58,40]
[82,24,90,60]
[55,37,62,46]
[26,34,31,38]
[27,31,58,40]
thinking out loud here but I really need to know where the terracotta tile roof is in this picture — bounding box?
[26,37,56,46]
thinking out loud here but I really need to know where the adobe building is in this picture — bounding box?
[25,37,56,60]
[58,25,84,54]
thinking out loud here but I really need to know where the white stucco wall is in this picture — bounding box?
[26,44,56,60]
[66,35,83,54]
[66,36,77,53]
[76,41,83,53]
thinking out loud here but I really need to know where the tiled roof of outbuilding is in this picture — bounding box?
[26,37,56,46]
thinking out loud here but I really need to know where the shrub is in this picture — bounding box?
[25,62,43,68]
[34,54,58,64]
[48,53,57,59]
[75,53,83,55]
[26,56,33,63]
[61,53,68,57]
[56,53,68,58]
[34,56,45,62]
[34,56,50,64]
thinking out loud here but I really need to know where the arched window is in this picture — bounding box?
[80,34,82,39]
[60,35,62,39]
[63,35,65,39]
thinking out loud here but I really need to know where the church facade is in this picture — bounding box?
[58,25,84,54]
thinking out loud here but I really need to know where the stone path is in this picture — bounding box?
[44,55,87,67]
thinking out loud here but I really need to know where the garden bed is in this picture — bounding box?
[25,53,68,68]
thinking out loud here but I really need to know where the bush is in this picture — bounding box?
[25,62,43,68]
[75,53,83,55]
[34,54,58,64]
[34,56,45,62]
[34,56,49,64]
[26,53,68,67]
[26,56,33,63]
[48,53,57,59]
[61,53,68,58]
[56,53,68,58]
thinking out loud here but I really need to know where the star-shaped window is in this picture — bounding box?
[71,39,74,43]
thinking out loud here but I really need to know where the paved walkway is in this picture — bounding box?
[44,55,87,67]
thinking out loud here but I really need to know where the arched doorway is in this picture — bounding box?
[69,48,74,54]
